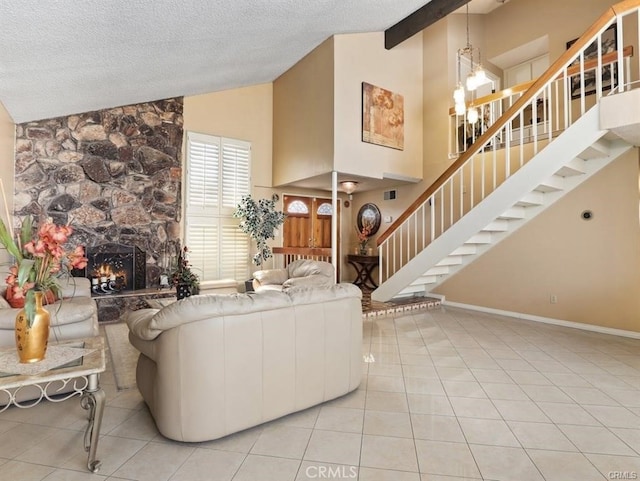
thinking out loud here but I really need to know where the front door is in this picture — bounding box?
[282,195,338,249]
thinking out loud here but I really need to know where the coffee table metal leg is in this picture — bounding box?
[80,373,105,473]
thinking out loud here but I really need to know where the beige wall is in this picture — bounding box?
[273,38,335,187]
[0,102,13,274]
[435,150,640,332]
[333,32,423,181]
[184,83,274,190]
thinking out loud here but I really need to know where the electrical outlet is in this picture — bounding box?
[550,295,557,304]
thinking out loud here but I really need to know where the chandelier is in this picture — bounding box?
[453,3,487,124]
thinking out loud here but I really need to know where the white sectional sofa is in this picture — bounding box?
[126,283,363,442]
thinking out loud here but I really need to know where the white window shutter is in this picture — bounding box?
[185,132,251,283]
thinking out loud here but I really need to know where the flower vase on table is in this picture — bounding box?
[0,215,88,363]
[15,291,50,363]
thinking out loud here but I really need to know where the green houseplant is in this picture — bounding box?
[170,244,200,299]
[234,194,286,267]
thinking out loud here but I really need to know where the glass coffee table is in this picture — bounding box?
[0,336,106,472]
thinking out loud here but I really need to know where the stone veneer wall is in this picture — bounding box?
[14,97,184,289]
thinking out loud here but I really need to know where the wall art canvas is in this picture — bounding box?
[362,82,404,150]
[566,24,617,99]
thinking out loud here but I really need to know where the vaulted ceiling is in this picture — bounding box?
[0,0,505,124]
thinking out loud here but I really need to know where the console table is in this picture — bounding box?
[347,254,379,290]
[0,337,106,472]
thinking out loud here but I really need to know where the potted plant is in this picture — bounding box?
[234,194,286,290]
[170,244,200,299]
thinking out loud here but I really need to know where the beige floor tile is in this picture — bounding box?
[361,434,418,472]
[0,423,57,458]
[611,428,640,454]
[506,370,554,386]
[61,434,146,476]
[368,363,403,377]
[470,369,514,384]
[492,399,550,422]
[326,388,367,409]
[535,401,601,426]
[508,420,577,451]
[41,468,109,480]
[107,389,146,410]
[367,375,406,393]
[470,444,544,481]
[558,425,636,456]
[232,454,300,481]
[449,397,501,419]
[582,405,640,428]
[251,425,312,459]
[543,372,593,388]
[112,441,195,481]
[315,406,364,433]
[401,354,435,366]
[420,474,482,481]
[0,460,55,481]
[198,425,263,454]
[604,389,640,408]
[520,384,574,403]
[560,387,619,406]
[404,377,446,396]
[168,448,245,481]
[442,381,487,399]
[16,429,85,469]
[414,439,480,478]
[526,449,605,481]
[481,382,529,401]
[585,453,640,479]
[272,406,321,429]
[457,417,520,447]
[410,414,465,443]
[364,410,413,438]
[435,368,475,382]
[366,391,409,413]
[107,408,159,440]
[407,394,454,416]
[358,466,421,481]
[304,430,362,466]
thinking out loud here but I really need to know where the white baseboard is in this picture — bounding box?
[441,299,640,340]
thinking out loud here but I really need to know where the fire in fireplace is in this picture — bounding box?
[81,243,146,296]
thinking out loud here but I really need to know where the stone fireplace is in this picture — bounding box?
[14,97,184,294]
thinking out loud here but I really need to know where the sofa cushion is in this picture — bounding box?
[287,259,334,279]
[252,268,288,286]
[282,275,334,289]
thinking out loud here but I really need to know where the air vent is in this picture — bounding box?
[384,190,397,200]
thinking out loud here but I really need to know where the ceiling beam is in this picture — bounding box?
[385,0,471,50]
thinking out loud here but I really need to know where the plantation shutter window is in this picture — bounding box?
[185,132,251,283]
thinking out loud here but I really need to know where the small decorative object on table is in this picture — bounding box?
[0,215,88,363]
[170,243,200,300]
[356,220,373,256]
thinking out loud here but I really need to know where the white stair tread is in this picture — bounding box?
[451,245,477,255]
[578,139,609,159]
[516,191,544,206]
[424,266,449,276]
[555,158,586,177]
[482,219,509,232]
[435,256,462,266]
[499,207,526,220]
[410,275,437,286]
[466,232,492,244]
[534,175,564,193]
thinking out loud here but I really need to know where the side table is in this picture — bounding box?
[0,337,106,472]
[347,254,379,290]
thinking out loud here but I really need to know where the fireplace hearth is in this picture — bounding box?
[82,243,146,296]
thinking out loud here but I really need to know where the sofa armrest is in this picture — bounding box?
[252,268,288,287]
[126,308,161,341]
[59,276,92,298]
[282,275,334,289]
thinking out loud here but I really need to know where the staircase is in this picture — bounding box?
[372,1,640,303]
[374,105,632,301]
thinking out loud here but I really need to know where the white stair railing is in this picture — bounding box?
[377,0,639,289]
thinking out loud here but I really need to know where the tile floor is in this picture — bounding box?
[1,306,640,480]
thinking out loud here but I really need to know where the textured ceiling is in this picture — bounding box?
[0,0,443,123]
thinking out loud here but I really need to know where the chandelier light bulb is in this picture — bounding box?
[467,107,479,124]
[466,73,477,91]
[474,66,487,85]
[455,101,466,116]
[453,85,465,103]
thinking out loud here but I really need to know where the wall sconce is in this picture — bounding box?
[340,181,358,195]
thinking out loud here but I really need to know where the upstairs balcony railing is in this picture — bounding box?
[376,0,639,289]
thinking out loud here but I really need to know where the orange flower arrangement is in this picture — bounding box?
[0,215,87,325]
[356,221,373,252]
